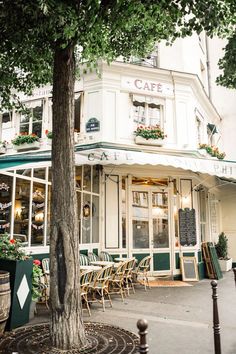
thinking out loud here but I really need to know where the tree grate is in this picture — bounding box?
[0,322,139,354]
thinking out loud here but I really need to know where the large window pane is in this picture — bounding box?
[152,191,169,248]
[0,175,13,235]
[31,182,45,246]
[92,166,99,194]
[14,178,31,245]
[82,194,91,243]
[92,195,99,243]
[133,220,149,248]
[83,166,91,192]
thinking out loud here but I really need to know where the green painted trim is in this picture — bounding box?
[80,250,88,256]
[133,253,150,265]
[198,262,206,280]
[173,274,182,280]
[31,254,49,262]
[122,254,127,258]
[198,250,202,263]
[0,154,51,170]
[183,252,195,257]
[93,248,98,256]
[232,262,236,268]
[153,253,170,271]
[175,253,180,270]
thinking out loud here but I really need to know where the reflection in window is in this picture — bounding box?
[92,166,99,194]
[92,195,99,243]
[82,194,91,243]
[132,220,149,249]
[14,179,31,246]
[34,168,46,180]
[0,175,13,235]
[122,178,126,248]
[152,192,169,248]
[83,166,91,192]
[31,183,45,246]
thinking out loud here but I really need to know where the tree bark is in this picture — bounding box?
[50,43,86,350]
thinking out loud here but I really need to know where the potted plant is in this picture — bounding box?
[215,232,232,272]
[199,144,226,160]
[12,133,40,152]
[29,259,44,319]
[0,234,33,330]
[134,124,166,146]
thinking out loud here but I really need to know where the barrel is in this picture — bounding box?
[0,270,11,334]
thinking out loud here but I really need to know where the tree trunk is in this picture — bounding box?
[50,43,86,350]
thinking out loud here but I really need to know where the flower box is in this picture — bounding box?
[218,258,232,272]
[14,141,40,152]
[135,136,165,146]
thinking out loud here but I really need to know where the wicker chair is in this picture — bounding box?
[80,270,93,316]
[79,254,90,266]
[132,256,151,291]
[123,258,136,296]
[109,261,127,302]
[88,252,99,263]
[88,265,113,311]
[99,251,113,262]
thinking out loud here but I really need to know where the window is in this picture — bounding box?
[20,100,43,138]
[207,124,217,146]
[132,95,164,128]
[1,112,12,129]
[74,93,82,132]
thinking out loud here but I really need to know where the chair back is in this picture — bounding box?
[125,258,136,275]
[80,270,93,290]
[113,261,127,281]
[88,252,99,263]
[137,256,151,272]
[93,265,113,287]
[42,258,50,274]
[100,251,113,262]
[79,253,89,266]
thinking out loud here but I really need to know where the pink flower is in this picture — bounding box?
[10,239,15,244]
[33,259,41,266]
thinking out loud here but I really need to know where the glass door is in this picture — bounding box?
[131,187,171,273]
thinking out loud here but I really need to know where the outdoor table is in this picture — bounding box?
[114,257,137,263]
[80,265,101,271]
[89,261,115,267]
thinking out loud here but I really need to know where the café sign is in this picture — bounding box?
[121,76,174,96]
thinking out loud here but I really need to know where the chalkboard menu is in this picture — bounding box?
[178,208,197,246]
[180,257,199,281]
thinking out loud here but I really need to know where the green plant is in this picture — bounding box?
[32,259,43,301]
[199,144,226,160]
[215,232,229,260]
[134,125,166,140]
[12,133,39,146]
[45,130,52,139]
[0,234,28,260]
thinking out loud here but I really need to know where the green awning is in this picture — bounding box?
[0,153,51,171]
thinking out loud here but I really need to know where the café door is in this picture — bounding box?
[131,186,172,274]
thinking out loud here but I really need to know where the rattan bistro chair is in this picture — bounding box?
[123,258,136,296]
[88,252,99,263]
[132,256,151,291]
[88,265,113,311]
[79,254,90,266]
[99,251,113,262]
[80,270,93,316]
[109,261,127,302]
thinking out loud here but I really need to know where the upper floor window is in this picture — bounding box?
[196,117,203,145]
[207,123,217,146]
[132,95,164,128]
[20,100,43,138]
[74,93,82,132]
[1,112,12,129]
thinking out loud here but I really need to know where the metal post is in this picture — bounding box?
[233,268,236,287]
[211,280,221,354]
[137,319,149,353]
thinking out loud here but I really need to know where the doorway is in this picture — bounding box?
[131,186,173,275]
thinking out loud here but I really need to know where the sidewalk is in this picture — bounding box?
[31,270,236,354]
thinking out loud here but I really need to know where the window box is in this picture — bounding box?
[14,141,40,152]
[135,136,165,146]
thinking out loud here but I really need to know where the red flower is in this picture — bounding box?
[33,259,41,266]
[45,130,48,135]
[10,239,15,244]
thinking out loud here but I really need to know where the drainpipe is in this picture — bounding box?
[205,34,212,101]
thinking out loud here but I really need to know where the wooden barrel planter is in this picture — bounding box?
[0,271,11,334]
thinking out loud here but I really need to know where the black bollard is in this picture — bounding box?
[137,319,149,353]
[233,268,236,287]
[211,280,221,354]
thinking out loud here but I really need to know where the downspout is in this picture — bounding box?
[205,34,212,101]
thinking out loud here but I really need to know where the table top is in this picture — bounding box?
[114,257,137,262]
[90,261,115,267]
[80,265,101,271]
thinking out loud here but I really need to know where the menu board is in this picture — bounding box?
[178,208,197,246]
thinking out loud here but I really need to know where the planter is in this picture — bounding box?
[0,258,33,330]
[14,141,40,152]
[135,136,165,146]
[0,271,11,334]
[0,147,6,155]
[218,258,232,272]
[198,149,208,157]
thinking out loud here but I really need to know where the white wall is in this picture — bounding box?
[207,37,236,161]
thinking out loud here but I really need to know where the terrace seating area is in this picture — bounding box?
[39,253,152,316]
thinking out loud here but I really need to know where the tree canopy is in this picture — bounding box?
[0,0,235,351]
[0,0,235,109]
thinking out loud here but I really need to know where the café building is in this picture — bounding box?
[0,61,236,278]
